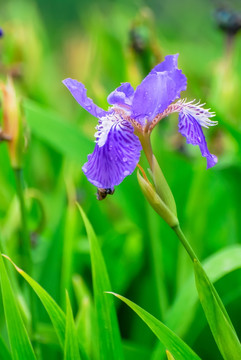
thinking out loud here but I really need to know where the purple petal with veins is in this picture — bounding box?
[82,117,142,188]
[107,82,134,113]
[62,78,108,118]
[178,111,217,169]
[131,54,187,124]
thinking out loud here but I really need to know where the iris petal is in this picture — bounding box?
[107,82,134,108]
[82,121,142,188]
[178,111,217,169]
[131,54,187,124]
[151,54,181,73]
[62,78,107,118]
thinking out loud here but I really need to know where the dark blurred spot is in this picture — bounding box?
[215,7,241,35]
[76,188,86,203]
[128,8,163,74]
[0,28,3,37]
[129,27,147,54]
[31,232,39,248]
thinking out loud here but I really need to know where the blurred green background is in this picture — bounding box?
[1,0,241,359]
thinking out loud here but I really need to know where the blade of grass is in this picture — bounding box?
[166,245,241,335]
[64,291,81,360]
[0,254,36,360]
[123,340,151,360]
[3,254,89,359]
[152,245,241,360]
[166,350,175,360]
[194,259,241,360]
[3,254,65,347]
[108,292,201,360]
[73,275,97,359]
[60,183,78,306]
[0,336,12,360]
[77,204,124,360]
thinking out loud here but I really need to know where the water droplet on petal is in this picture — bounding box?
[123,157,127,162]
[124,170,130,176]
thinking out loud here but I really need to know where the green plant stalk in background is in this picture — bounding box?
[13,168,38,348]
[14,168,32,274]
[138,133,241,360]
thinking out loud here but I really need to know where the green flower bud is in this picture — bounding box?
[151,155,177,216]
[137,167,179,228]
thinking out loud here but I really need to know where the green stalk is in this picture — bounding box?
[14,168,37,341]
[138,132,154,170]
[137,131,240,358]
[147,206,168,320]
[14,169,32,274]
[172,225,198,263]
[173,224,236,327]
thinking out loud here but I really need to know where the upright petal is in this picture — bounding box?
[131,54,187,124]
[107,82,134,111]
[150,54,180,73]
[178,111,217,169]
[82,120,142,188]
[62,78,107,118]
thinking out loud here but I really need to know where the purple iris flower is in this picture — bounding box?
[63,54,217,191]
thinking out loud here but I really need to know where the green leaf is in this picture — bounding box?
[166,350,176,360]
[0,335,12,360]
[123,340,151,360]
[166,245,241,336]
[194,259,241,360]
[109,292,201,360]
[64,291,81,360]
[77,205,124,360]
[3,255,89,359]
[152,245,241,360]
[23,99,92,162]
[73,275,97,359]
[3,254,65,347]
[0,254,36,360]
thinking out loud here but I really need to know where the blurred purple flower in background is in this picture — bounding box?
[63,55,217,191]
[0,28,3,37]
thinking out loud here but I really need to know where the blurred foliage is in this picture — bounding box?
[0,0,241,359]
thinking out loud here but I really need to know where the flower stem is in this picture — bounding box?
[138,133,153,170]
[172,225,198,263]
